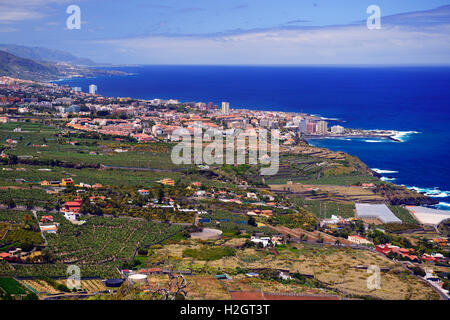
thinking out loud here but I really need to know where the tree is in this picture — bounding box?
[410,266,426,277]
[6,198,16,209]
[247,216,257,227]
[147,270,190,300]
[317,235,324,243]
[9,154,18,165]
[42,248,56,263]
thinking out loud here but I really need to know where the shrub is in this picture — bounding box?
[183,246,235,261]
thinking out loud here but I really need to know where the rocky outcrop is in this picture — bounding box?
[375,184,439,206]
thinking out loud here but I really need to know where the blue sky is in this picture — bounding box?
[0,0,450,65]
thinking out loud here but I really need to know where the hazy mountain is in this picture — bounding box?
[0,50,60,81]
[0,50,128,81]
[0,44,97,66]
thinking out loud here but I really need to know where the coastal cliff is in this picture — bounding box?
[375,183,439,206]
[299,139,438,206]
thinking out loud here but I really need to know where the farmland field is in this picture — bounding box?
[299,199,355,219]
[45,214,183,267]
[1,122,187,170]
[389,205,418,224]
[0,164,182,187]
[148,240,440,300]
[0,277,27,295]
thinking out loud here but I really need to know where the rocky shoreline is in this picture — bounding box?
[301,139,438,207]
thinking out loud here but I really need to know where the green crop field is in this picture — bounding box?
[0,277,27,295]
[0,164,183,187]
[0,210,34,223]
[44,214,183,267]
[0,210,45,248]
[1,122,187,170]
[388,205,418,224]
[297,199,356,219]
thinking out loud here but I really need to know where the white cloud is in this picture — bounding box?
[0,0,83,23]
[0,26,19,32]
[94,23,450,65]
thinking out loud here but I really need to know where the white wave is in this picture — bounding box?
[437,202,450,207]
[381,177,396,182]
[433,202,450,211]
[364,139,384,143]
[319,117,340,121]
[372,168,399,174]
[408,186,450,198]
[391,131,420,142]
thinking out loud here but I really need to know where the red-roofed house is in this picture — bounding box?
[40,225,58,233]
[376,244,419,261]
[40,215,54,223]
[0,252,11,260]
[63,196,83,213]
[422,254,438,263]
[138,189,149,196]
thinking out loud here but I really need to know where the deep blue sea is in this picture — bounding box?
[59,66,450,210]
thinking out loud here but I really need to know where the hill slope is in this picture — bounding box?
[0,50,128,81]
[0,50,61,81]
[0,44,96,66]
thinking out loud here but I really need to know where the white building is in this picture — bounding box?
[298,119,307,133]
[89,84,97,95]
[251,236,271,247]
[63,211,79,221]
[331,125,345,134]
[316,120,328,134]
[221,101,230,114]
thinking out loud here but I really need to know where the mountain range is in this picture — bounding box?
[0,45,126,81]
[0,44,97,66]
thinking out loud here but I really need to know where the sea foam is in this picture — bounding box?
[372,168,399,174]
[408,186,450,198]
[380,177,396,182]
[391,131,420,142]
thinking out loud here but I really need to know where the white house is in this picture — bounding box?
[251,236,271,247]
[347,235,372,245]
[63,211,79,221]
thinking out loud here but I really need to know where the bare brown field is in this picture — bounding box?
[225,274,329,296]
[145,274,230,300]
[149,240,440,300]
[270,183,384,203]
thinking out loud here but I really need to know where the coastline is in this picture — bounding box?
[55,72,448,210]
[303,134,402,142]
[304,136,447,209]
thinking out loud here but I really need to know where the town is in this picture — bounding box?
[0,76,448,301]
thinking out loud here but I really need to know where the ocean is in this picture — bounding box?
[58,65,450,210]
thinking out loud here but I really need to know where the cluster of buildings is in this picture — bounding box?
[320,214,356,228]
[0,248,41,263]
[0,77,352,145]
[61,195,83,221]
[375,243,447,264]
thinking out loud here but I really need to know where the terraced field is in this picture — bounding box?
[46,214,183,266]
[269,183,384,203]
